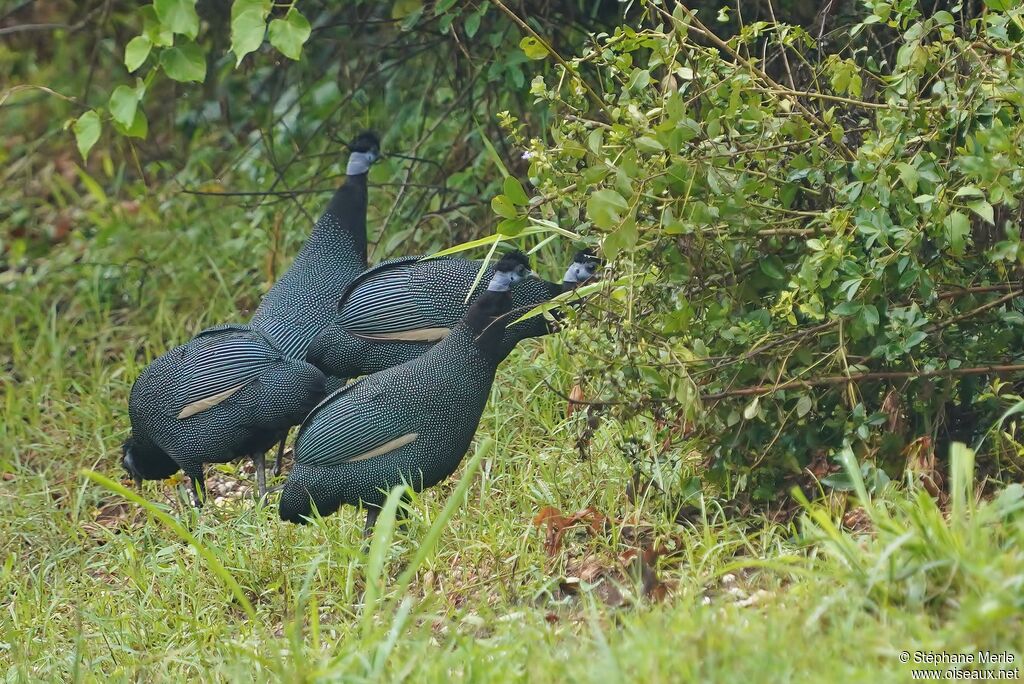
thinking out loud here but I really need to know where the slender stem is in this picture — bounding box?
[703,364,1024,400]
[929,289,1023,332]
[490,0,608,118]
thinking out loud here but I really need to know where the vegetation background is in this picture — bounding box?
[2,0,1024,680]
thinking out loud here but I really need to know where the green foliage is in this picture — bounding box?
[71,110,102,160]
[4,3,1024,676]
[491,2,1024,502]
[268,8,312,61]
[231,0,272,65]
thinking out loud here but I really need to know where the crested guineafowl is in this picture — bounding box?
[123,325,327,503]
[122,135,379,501]
[560,251,601,292]
[250,131,381,359]
[304,250,599,381]
[279,252,556,532]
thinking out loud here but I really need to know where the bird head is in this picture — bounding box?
[486,250,533,293]
[463,251,533,334]
[120,437,180,486]
[346,131,381,175]
[561,250,602,292]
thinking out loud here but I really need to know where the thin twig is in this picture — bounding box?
[929,289,1023,332]
[703,364,1024,400]
[490,0,608,118]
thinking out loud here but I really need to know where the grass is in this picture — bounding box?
[2,193,1023,682]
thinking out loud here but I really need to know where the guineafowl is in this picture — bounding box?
[279,252,553,532]
[561,251,601,292]
[248,131,379,475]
[123,324,327,503]
[250,131,381,360]
[305,250,597,381]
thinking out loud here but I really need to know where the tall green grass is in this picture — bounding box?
[1,197,1021,681]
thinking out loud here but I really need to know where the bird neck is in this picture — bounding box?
[317,173,369,264]
[462,290,513,364]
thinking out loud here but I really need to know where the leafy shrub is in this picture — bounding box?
[501,2,1024,504]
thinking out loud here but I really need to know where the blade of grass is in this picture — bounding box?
[392,438,494,595]
[360,485,407,639]
[81,469,257,620]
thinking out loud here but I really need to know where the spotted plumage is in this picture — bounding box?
[123,325,327,502]
[122,135,379,500]
[279,253,552,528]
[305,251,596,380]
[251,131,380,359]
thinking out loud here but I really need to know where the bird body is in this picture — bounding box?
[124,324,327,500]
[279,253,541,524]
[121,134,380,500]
[251,133,380,359]
[304,251,598,380]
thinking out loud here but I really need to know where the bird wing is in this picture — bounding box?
[172,326,283,419]
[334,256,473,340]
[294,373,435,468]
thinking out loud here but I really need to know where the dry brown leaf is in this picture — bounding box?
[903,435,943,497]
[842,506,872,533]
[566,384,585,419]
[532,506,609,556]
[882,389,905,434]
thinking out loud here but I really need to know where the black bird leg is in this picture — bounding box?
[362,494,413,539]
[363,506,380,539]
[253,452,267,499]
[273,437,286,477]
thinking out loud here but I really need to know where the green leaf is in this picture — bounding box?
[983,0,1011,10]
[635,136,665,154]
[759,256,786,280]
[602,219,637,258]
[895,162,918,193]
[268,8,311,60]
[116,109,149,139]
[391,0,422,18]
[463,11,481,38]
[796,394,813,418]
[72,111,101,160]
[743,396,760,420]
[943,211,971,256]
[587,189,629,230]
[108,85,140,128]
[519,36,548,60]
[124,35,152,72]
[491,194,517,219]
[968,200,995,225]
[154,0,199,38]
[503,176,529,206]
[141,5,174,46]
[955,185,984,198]
[231,0,271,66]
[496,217,529,236]
[162,41,206,82]
[434,0,458,13]
[832,301,861,316]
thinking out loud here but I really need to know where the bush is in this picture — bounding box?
[502,2,1024,505]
